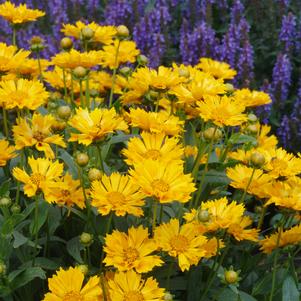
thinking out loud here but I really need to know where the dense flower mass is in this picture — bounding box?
[0,2,300,301]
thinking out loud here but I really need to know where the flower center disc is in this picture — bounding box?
[62,291,84,301]
[151,179,170,193]
[145,149,161,160]
[107,191,126,205]
[30,172,45,187]
[124,247,139,264]
[124,290,144,301]
[170,234,189,253]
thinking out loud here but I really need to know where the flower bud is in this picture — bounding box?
[119,66,131,77]
[81,27,94,40]
[247,113,257,123]
[51,120,66,132]
[49,92,62,102]
[149,90,159,99]
[76,153,89,167]
[30,36,45,52]
[164,292,173,301]
[116,25,129,38]
[88,168,102,182]
[73,66,87,79]
[60,37,73,51]
[245,124,258,134]
[11,204,21,214]
[203,127,223,141]
[80,232,93,247]
[196,209,210,223]
[224,270,238,284]
[0,197,11,207]
[250,152,265,168]
[57,105,71,120]
[89,89,99,98]
[0,261,6,276]
[178,68,190,78]
[225,83,234,93]
[137,55,148,66]
[77,264,89,275]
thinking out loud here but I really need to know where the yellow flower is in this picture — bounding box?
[13,157,63,197]
[122,131,184,166]
[130,160,195,204]
[103,225,163,273]
[52,49,102,69]
[45,173,85,209]
[260,224,301,254]
[234,88,272,107]
[184,145,198,158]
[42,266,102,301]
[62,21,117,44]
[0,1,45,24]
[227,216,259,242]
[257,124,278,150]
[108,270,165,301]
[264,179,301,211]
[0,139,16,166]
[154,219,208,271]
[100,40,140,69]
[197,58,237,80]
[91,173,145,216]
[0,79,49,110]
[171,71,227,105]
[68,107,128,145]
[13,114,66,159]
[197,95,247,127]
[127,108,184,136]
[264,147,301,179]
[0,42,30,73]
[226,164,273,198]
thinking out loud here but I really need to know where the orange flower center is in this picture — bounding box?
[123,247,139,264]
[9,91,28,104]
[107,191,126,205]
[62,291,84,301]
[62,189,71,197]
[33,130,47,141]
[124,291,144,301]
[151,179,169,193]
[30,172,45,187]
[145,149,161,160]
[170,235,189,253]
[271,158,287,171]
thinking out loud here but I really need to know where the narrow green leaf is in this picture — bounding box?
[282,276,300,301]
[66,236,84,263]
[239,291,258,301]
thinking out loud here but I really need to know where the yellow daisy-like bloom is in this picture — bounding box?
[264,147,301,179]
[103,225,163,273]
[13,114,66,159]
[0,79,49,110]
[129,160,196,204]
[0,139,16,166]
[122,131,184,166]
[127,108,184,136]
[13,157,63,197]
[0,42,30,73]
[227,216,259,242]
[197,95,247,127]
[234,88,272,108]
[0,1,45,24]
[68,107,128,145]
[171,71,227,105]
[184,145,198,158]
[226,164,273,199]
[45,173,85,209]
[264,179,301,211]
[257,124,278,150]
[42,266,102,301]
[197,57,237,80]
[52,49,102,69]
[260,224,301,254]
[91,173,146,216]
[62,21,117,44]
[108,270,165,301]
[154,219,208,271]
[100,40,140,69]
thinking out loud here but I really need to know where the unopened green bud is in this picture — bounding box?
[80,232,93,246]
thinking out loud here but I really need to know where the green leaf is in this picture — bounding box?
[1,214,25,235]
[239,291,258,301]
[282,276,300,301]
[19,257,61,270]
[12,231,28,248]
[0,180,10,197]
[216,288,238,301]
[29,202,49,236]
[66,236,84,263]
[228,133,257,145]
[58,149,78,177]
[8,267,46,290]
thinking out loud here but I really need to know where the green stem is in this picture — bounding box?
[166,261,174,290]
[2,107,9,138]
[43,213,50,258]
[12,27,16,46]
[96,144,104,171]
[70,71,75,105]
[241,167,256,203]
[108,40,121,108]
[100,212,113,270]
[257,205,267,230]
[85,73,90,109]
[36,52,43,81]
[32,195,40,266]
[159,204,164,224]
[79,80,84,108]
[152,200,158,235]
[193,128,217,208]
[62,68,68,99]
